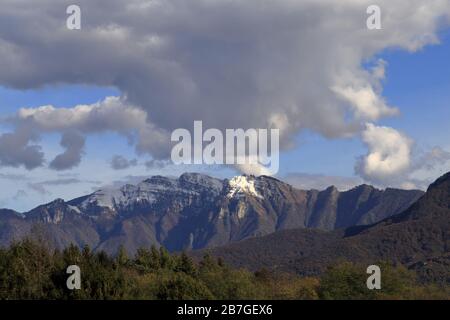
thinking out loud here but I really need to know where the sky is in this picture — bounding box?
[0,0,449,211]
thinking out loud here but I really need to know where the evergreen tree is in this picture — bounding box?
[176,252,197,276]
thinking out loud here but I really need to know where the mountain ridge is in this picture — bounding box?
[0,173,424,254]
[195,171,450,284]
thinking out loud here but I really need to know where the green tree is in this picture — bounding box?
[176,252,197,276]
[156,272,214,300]
[318,262,375,300]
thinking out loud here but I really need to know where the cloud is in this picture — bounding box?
[331,85,398,120]
[414,147,450,171]
[235,163,274,177]
[34,178,86,186]
[144,159,170,170]
[49,132,85,170]
[401,147,450,189]
[356,123,413,185]
[17,97,143,133]
[57,172,79,178]
[0,173,28,181]
[0,127,44,170]
[283,173,362,191]
[356,124,450,188]
[0,0,449,174]
[110,155,138,170]
[16,96,170,159]
[13,189,28,201]
[95,175,152,191]
[27,183,50,196]
[27,178,100,195]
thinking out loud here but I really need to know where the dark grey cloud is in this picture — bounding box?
[0,127,44,170]
[110,155,138,170]
[49,132,85,170]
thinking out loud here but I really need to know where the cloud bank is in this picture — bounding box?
[0,0,449,186]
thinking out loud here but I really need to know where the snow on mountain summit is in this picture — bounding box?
[227,175,263,199]
[77,173,224,212]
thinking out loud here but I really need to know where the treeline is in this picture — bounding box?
[0,239,447,300]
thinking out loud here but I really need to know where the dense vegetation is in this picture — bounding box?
[0,239,447,300]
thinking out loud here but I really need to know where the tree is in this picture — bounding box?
[116,245,129,267]
[176,252,197,276]
[156,273,213,300]
[159,247,173,269]
[318,262,375,300]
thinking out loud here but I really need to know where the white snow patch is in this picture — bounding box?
[68,205,82,214]
[227,176,263,199]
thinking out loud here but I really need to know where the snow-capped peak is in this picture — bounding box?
[79,188,122,210]
[227,175,263,199]
[77,173,223,212]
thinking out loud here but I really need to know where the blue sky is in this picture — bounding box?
[0,1,449,211]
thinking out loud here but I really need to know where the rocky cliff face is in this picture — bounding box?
[0,173,423,254]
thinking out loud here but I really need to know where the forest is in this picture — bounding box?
[0,239,448,300]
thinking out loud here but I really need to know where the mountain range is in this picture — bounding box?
[197,172,450,285]
[0,173,423,254]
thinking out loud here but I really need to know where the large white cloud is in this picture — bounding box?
[356,123,413,184]
[16,96,170,158]
[356,124,450,188]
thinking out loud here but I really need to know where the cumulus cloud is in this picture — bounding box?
[356,123,413,185]
[331,85,398,120]
[16,96,170,158]
[356,123,450,188]
[110,155,138,170]
[0,0,449,177]
[0,127,44,170]
[49,132,85,170]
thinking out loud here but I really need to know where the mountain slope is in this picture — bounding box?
[197,172,450,284]
[0,173,423,254]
